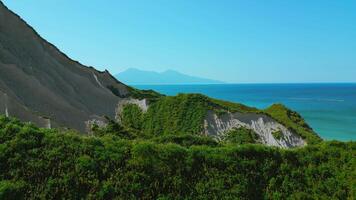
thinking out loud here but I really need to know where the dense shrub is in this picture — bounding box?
[265,104,322,144]
[151,134,218,147]
[0,180,26,200]
[0,116,354,199]
[222,127,260,144]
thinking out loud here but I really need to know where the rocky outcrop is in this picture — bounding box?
[115,98,148,122]
[204,111,306,148]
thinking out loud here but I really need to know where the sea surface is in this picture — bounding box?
[135,83,356,141]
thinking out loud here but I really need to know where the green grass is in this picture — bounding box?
[122,94,209,136]
[208,97,260,114]
[272,130,284,140]
[121,93,260,137]
[151,134,218,147]
[121,104,143,131]
[222,127,260,144]
[128,87,163,102]
[265,104,322,144]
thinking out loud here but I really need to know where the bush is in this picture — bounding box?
[0,116,354,199]
[222,127,260,144]
[0,180,26,200]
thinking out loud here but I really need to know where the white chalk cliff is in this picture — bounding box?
[203,111,306,148]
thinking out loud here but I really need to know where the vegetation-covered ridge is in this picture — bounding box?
[265,104,322,144]
[0,116,354,199]
[120,93,321,145]
[126,86,163,102]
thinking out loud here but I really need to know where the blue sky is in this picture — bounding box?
[3,0,356,83]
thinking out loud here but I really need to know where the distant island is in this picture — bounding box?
[116,68,224,85]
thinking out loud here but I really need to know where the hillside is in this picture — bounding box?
[118,93,322,148]
[0,2,134,131]
[0,1,324,149]
[116,68,224,85]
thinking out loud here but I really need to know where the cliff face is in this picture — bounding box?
[0,2,130,131]
[116,93,314,148]
[204,111,306,148]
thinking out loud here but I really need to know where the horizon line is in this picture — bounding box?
[128,82,356,86]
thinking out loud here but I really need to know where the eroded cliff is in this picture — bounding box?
[204,111,306,148]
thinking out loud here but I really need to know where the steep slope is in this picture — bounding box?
[0,2,131,131]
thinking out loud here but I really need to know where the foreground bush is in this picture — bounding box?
[0,116,354,199]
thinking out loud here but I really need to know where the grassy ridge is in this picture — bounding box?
[121,93,321,144]
[127,86,163,102]
[265,104,322,144]
[0,116,354,199]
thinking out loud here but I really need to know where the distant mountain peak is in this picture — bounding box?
[116,68,224,85]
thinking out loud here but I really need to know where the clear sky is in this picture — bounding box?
[3,0,356,83]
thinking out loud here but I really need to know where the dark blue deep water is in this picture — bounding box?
[135,84,356,141]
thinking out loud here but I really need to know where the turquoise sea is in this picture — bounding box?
[135,84,356,141]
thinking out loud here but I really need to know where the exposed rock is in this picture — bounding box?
[204,111,306,148]
[116,98,148,122]
[85,117,108,134]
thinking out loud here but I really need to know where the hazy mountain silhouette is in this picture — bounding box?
[116,68,224,85]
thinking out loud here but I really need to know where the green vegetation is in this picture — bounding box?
[208,98,259,114]
[121,93,261,137]
[222,127,260,144]
[123,94,209,136]
[142,94,210,135]
[0,180,25,200]
[107,84,163,101]
[0,116,354,199]
[128,87,163,102]
[120,94,321,145]
[265,104,322,144]
[121,104,144,131]
[272,130,284,140]
[151,134,218,148]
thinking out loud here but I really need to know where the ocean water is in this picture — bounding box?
[135,84,356,141]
